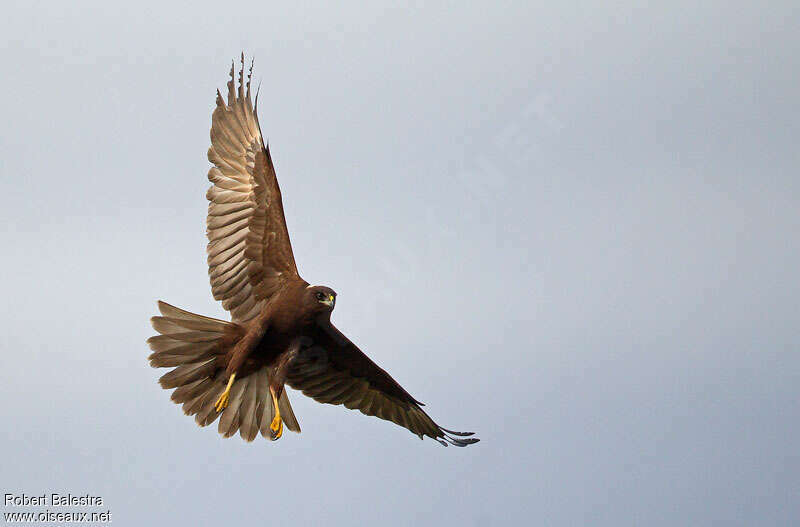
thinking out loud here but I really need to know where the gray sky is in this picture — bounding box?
[1,1,798,525]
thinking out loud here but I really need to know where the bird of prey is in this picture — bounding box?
[147,55,478,447]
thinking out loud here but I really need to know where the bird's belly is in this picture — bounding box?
[253,331,297,362]
[238,327,313,378]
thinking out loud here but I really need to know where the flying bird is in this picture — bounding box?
[147,55,478,447]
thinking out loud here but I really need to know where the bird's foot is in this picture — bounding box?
[214,373,236,412]
[269,414,283,440]
[214,391,230,412]
[268,385,283,440]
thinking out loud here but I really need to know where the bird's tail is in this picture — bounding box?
[147,301,300,441]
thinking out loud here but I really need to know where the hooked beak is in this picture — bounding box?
[321,294,335,307]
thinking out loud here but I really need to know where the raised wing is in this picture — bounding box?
[206,56,300,322]
[287,322,479,446]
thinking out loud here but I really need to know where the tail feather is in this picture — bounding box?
[148,301,301,442]
[218,374,248,438]
[252,367,270,438]
[239,371,260,441]
[195,382,227,427]
[156,300,231,329]
[150,343,217,368]
[158,359,217,389]
[151,316,228,334]
[172,377,215,405]
[279,390,301,433]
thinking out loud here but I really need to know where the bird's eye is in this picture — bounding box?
[316,292,325,300]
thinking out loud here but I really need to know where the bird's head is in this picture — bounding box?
[305,285,337,315]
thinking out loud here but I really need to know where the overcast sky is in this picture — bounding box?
[1,1,798,525]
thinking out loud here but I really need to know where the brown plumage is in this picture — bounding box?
[147,55,478,447]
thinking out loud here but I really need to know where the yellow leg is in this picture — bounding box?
[214,373,236,412]
[269,386,283,440]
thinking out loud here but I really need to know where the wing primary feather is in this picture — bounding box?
[440,427,476,437]
[238,52,245,100]
[442,434,480,447]
[246,57,254,98]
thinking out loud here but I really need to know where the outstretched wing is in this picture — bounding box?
[287,322,479,446]
[206,56,300,322]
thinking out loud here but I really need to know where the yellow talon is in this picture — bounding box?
[269,386,283,440]
[214,373,236,413]
[270,415,283,440]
